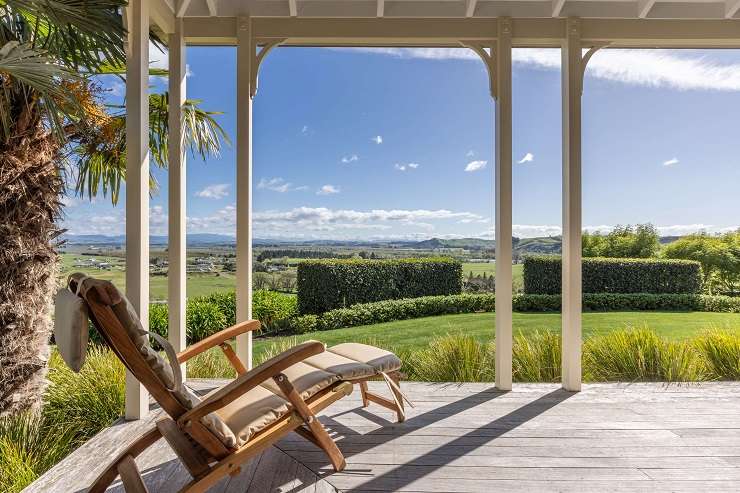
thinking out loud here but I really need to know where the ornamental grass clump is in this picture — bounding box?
[513,330,561,383]
[694,329,740,380]
[43,346,125,442]
[405,333,494,382]
[0,412,78,493]
[583,328,704,382]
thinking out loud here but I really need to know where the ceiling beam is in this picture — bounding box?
[377,0,385,17]
[465,0,477,18]
[637,0,657,18]
[150,0,175,33]
[182,17,740,49]
[289,0,298,17]
[206,0,217,16]
[552,0,566,17]
[726,0,740,18]
[176,0,191,17]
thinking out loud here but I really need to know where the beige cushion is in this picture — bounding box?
[175,386,240,448]
[110,296,176,390]
[210,385,290,447]
[53,287,89,372]
[304,351,377,380]
[261,362,341,400]
[328,343,402,373]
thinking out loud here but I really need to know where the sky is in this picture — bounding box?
[62,46,740,241]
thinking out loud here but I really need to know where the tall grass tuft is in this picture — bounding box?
[513,330,561,382]
[583,328,704,382]
[695,329,740,380]
[0,413,78,493]
[405,333,494,382]
[186,350,237,379]
[44,346,125,442]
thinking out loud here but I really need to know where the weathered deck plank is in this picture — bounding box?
[26,382,740,492]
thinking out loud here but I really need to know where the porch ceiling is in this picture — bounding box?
[171,0,737,21]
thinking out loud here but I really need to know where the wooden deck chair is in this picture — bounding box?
[59,274,407,493]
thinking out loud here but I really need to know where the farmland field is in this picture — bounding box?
[462,262,524,291]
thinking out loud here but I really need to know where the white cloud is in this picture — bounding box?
[466,150,475,157]
[518,152,534,164]
[195,183,229,199]
[317,184,340,195]
[257,177,307,193]
[341,154,359,164]
[663,157,680,167]
[301,125,309,134]
[345,47,740,92]
[372,135,383,144]
[395,162,420,171]
[465,160,487,172]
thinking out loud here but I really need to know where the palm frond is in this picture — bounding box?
[72,92,230,204]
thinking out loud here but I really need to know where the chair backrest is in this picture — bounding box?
[69,274,189,419]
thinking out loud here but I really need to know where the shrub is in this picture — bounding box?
[405,334,494,382]
[297,257,463,314]
[694,330,740,380]
[148,303,169,339]
[292,314,319,334]
[523,256,703,295]
[583,328,704,382]
[252,290,297,334]
[186,300,227,343]
[513,330,561,382]
[202,291,236,327]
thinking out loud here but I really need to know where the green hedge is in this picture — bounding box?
[291,292,740,333]
[523,256,703,295]
[296,257,463,314]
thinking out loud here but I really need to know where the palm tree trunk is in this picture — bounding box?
[0,108,63,415]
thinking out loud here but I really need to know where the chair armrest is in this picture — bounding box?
[176,320,261,364]
[177,340,325,426]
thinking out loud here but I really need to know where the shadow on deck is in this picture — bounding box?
[26,382,740,492]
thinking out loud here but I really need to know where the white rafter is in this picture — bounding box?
[726,0,740,18]
[552,0,566,17]
[465,0,478,17]
[637,0,657,18]
[289,0,298,17]
[206,0,217,16]
[377,0,384,17]
[175,0,191,17]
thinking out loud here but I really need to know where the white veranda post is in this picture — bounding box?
[125,0,150,419]
[235,16,254,368]
[561,18,584,392]
[494,18,513,391]
[168,15,187,377]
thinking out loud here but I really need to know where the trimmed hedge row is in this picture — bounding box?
[297,257,462,314]
[523,255,703,295]
[291,292,740,333]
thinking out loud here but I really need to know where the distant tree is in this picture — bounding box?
[582,224,660,258]
[662,231,740,295]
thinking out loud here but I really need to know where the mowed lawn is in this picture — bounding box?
[253,311,740,358]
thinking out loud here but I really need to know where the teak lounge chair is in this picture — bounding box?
[55,274,407,493]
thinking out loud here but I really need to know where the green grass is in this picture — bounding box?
[252,310,740,358]
[462,262,524,291]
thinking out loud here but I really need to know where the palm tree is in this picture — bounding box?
[0,1,229,415]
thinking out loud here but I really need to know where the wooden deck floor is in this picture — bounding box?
[27,382,740,492]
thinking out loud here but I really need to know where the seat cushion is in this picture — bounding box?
[54,287,89,372]
[328,343,402,373]
[260,362,341,400]
[210,385,291,447]
[304,351,377,380]
[175,386,240,448]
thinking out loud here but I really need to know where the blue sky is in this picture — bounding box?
[62,46,740,240]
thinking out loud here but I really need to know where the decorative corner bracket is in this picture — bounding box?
[579,42,611,96]
[461,41,497,100]
[250,38,287,98]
